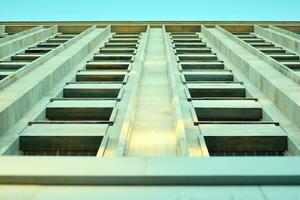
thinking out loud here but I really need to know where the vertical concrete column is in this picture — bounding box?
[162,26,189,156]
[125,28,179,156]
[115,26,150,157]
[0,25,5,35]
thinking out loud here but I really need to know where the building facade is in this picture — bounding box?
[0,21,300,199]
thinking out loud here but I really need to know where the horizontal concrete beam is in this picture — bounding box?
[254,25,300,55]
[0,26,111,135]
[0,26,57,60]
[0,157,299,185]
[1,21,300,25]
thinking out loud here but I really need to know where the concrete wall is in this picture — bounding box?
[201,26,300,154]
[0,26,42,44]
[0,26,57,60]
[271,25,300,41]
[0,26,111,136]
[255,25,300,55]
[0,25,4,35]
[203,26,300,129]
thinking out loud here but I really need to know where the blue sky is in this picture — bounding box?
[0,0,299,21]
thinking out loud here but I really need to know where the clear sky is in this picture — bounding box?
[0,0,299,21]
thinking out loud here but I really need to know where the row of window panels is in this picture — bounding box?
[233,32,300,72]
[19,32,143,156]
[0,33,77,81]
[169,32,288,156]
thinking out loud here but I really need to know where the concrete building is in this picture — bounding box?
[0,21,300,199]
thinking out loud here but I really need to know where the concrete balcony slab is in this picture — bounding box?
[93,54,134,62]
[37,42,61,48]
[46,99,117,121]
[20,123,108,153]
[178,54,218,62]
[86,61,131,71]
[76,71,128,83]
[186,82,245,99]
[47,38,69,43]
[174,42,206,48]
[0,62,29,70]
[25,47,53,54]
[249,42,275,47]
[63,83,123,99]
[200,123,287,154]
[269,54,299,61]
[179,61,224,70]
[99,48,136,54]
[175,48,211,54]
[105,42,138,48]
[109,38,139,43]
[172,38,202,43]
[182,71,233,82]
[10,54,41,61]
[192,99,262,121]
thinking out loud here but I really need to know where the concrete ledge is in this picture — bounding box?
[115,27,149,156]
[163,26,189,156]
[270,25,300,41]
[254,25,300,56]
[0,25,5,35]
[0,26,95,90]
[202,26,300,131]
[2,21,300,25]
[0,26,110,135]
[0,157,299,185]
[0,26,57,60]
[217,25,300,85]
[0,26,42,44]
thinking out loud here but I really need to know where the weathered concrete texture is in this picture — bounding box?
[0,26,57,60]
[201,124,287,153]
[202,26,300,154]
[0,27,109,136]
[20,123,108,151]
[0,26,41,44]
[271,25,300,41]
[126,28,178,156]
[1,185,300,200]
[204,26,300,128]
[219,26,300,85]
[0,27,98,91]
[0,29,110,155]
[0,25,5,35]
[254,25,300,56]
[163,28,189,156]
[0,157,299,185]
[0,22,300,196]
[110,32,148,157]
